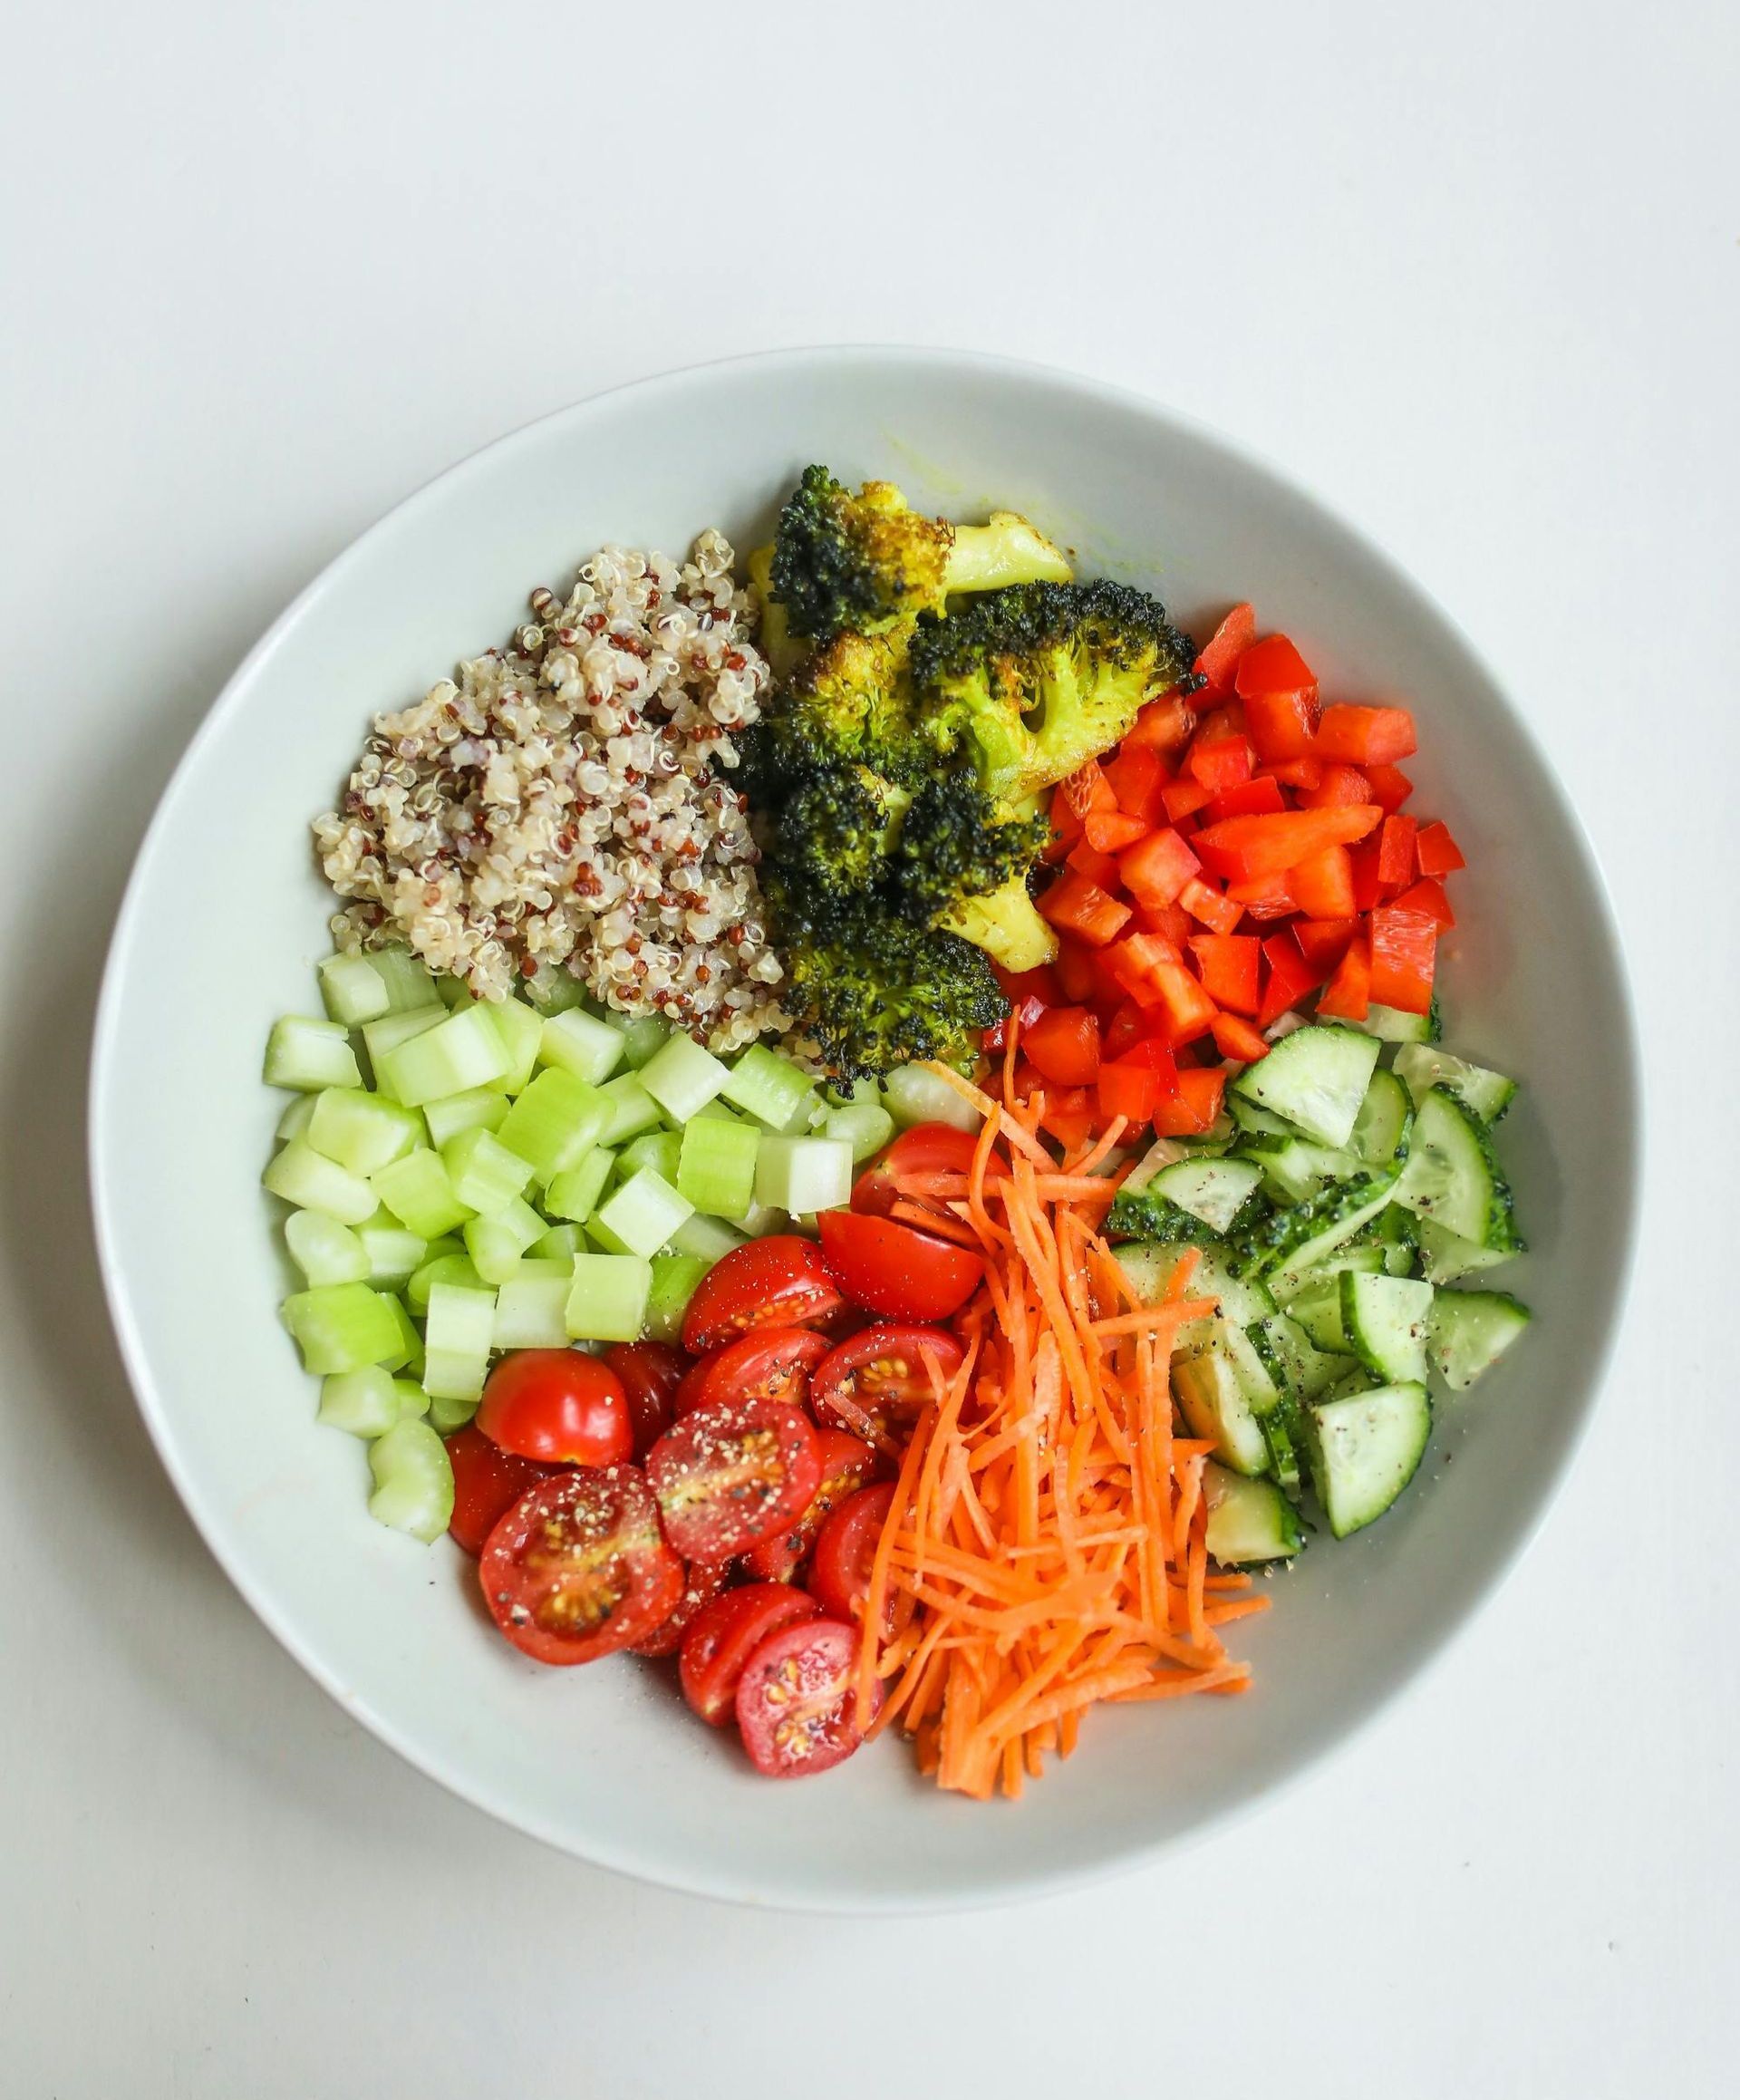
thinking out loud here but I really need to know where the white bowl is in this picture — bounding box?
[91,349,1638,1911]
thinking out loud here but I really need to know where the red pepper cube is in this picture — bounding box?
[1313,704,1418,767]
[1021,1005,1102,1088]
[1299,763,1373,809]
[1102,745,1170,827]
[1117,827,1201,909]
[1039,872,1132,948]
[1160,775,1214,823]
[1262,755,1325,791]
[1317,934,1372,1021]
[1188,933,1262,1016]
[1125,692,1199,753]
[1368,906,1438,1014]
[1177,876,1244,934]
[1193,603,1256,695]
[1082,808,1148,855]
[1415,820,1467,876]
[1292,919,1357,973]
[1348,835,1384,913]
[1206,775,1287,822]
[1242,686,1321,763]
[1210,1011,1271,1066]
[1377,815,1418,896]
[1054,937,1098,1004]
[1234,633,1318,702]
[1364,763,1415,812]
[1056,760,1117,824]
[1391,876,1455,926]
[1289,843,1357,920]
[1152,1065,1227,1135]
[1185,733,1256,794]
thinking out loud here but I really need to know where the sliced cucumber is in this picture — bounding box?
[1394,1042,1517,1126]
[1273,1243,1385,1302]
[1173,1343,1270,1475]
[1339,1272,1434,1385]
[1234,1166,1402,1297]
[1367,1205,1420,1276]
[1248,1311,1352,1404]
[1227,1094,1297,1140]
[1416,1215,1520,1285]
[1348,1068,1412,1166]
[1355,1001,1440,1045]
[1147,1156,1264,1234]
[1283,1276,1350,1353]
[1246,1137,1362,1206]
[1426,1290,1532,1390]
[1231,1023,1380,1148]
[1123,1133,1195,1190]
[1307,1381,1432,1538]
[1393,1088,1521,1250]
[1115,1241,1277,1327]
[1203,1464,1302,1564]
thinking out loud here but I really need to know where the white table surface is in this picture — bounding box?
[4,3,1735,2092]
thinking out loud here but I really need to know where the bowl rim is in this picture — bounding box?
[87,344,1644,1911]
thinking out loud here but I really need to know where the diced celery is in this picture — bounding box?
[538,1007,627,1086]
[644,1254,710,1345]
[668,1212,747,1262]
[360,1006,446,1098]
[529,1222,585,1261]
[739,1198,790,1238]
[441,1127,535,1215]
[369,945,444,1013]
[595,1073,662,1148]
[463,1197,546,1283]
[264,1140,379,1225]
[479,996,543,1095]
[426,1279,496,1353]
[721,1043,817,1130]
[379,1293,422,1373]
[640,1033,730,1123]
[618,1127,684,1184]
[317,1365,402,1437]
[265,1016,362,1093]
[318,951,392,1025]
[883,1064,980,1132]
[676,1115,760,1220]
[284,1209,372,1286]
[366,1418,455,1542]
[370,1148,474,1239]
[424,1386,481,1431]
[406,1250,485,1313]
[822,1077,881,1111]
[307,1088,421,1176]
[496,1069,609,1183]
[593,1168,693,1259]
[436,973,472,1009]
[545,1149,614,1224]
[355,1214,428,1287]
[617,1014,671,1069]
[392,1378,431,1420]
[421,1086,509,1147]
[494,1264,575,1349]
[524,965,592,1016]
[824,1100,895,1166]
[566,1253,652,1343]
[282,1284,408,1375]
[755,1136,854,1215]
[275,1092,317,1142]
[377,1005,512,1106]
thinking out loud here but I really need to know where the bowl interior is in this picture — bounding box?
[92,350,1636,1910]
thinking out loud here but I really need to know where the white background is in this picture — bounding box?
[3,3,1735,2093]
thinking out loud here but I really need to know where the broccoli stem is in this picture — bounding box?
[942,513,1074,597]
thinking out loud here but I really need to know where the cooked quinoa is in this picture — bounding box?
[313,530,788,1053]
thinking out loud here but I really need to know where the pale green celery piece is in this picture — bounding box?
[494,1269,575,1349]
[545,1149,614,1224]
[265,1016,362,1093]
[355,1215,429,1287]
[435,973,472,1010]
[281,1284,407,1375]
[565,1253,652,1342]
[537,1007,627,1086]
[639,1033,730,1123]
[391,1378,432,1421]
[618,1128,683,1184]
[720,1044,816,1130]
[592,1169,694,1259]
[754,1136,854,1215]
[369,1148,475,1240]
[264,1140,379,1225]
[594,1073,662,1148]
[824,1100,895,1165]
[738,1198,789,1237]
[425,1279,497,1357]
[479,996,543,1095]
[368,944,444,1013]
[284,1209,372,1286]
[317,1365,402,1437]
[523,965,591,1016]
[377,1005,511,1108]
[307,1087,421,1176]
[643,1254,710,1344]
[366,1418,455,1542]
[275,1092,318,1142]
[616,1014,671,1069]
[421,1087,509,1147]
[405,1249,485,1313]
[676,1115,760,1220]
[692,1098,745,1124]
[882,1064,980,1132]
[668,1212,747,1262]
[423,1387,481,1432]
[463,1197,546,1283]
[379,1294,421,1373]
[496,1069,609,1183]
[441,1127,536,1215]
[360,1006,446,1100]
[318,952,392,1026]
[529,1223,586,1261]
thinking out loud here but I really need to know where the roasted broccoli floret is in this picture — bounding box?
[768,466,1072,645]
[909,579,1201,803]
[889,776,1050,918]
[773,762,905,903]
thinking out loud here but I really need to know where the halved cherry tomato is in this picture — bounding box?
[645,1396,822,1561]
[628,1556,735,1659]
[809,1324,964,1443]
[477,1350,633,1467]
[818,1211,984,1322]
[735,1618,879,1777]
[679,1583,821,1725]
[603,1340,687,1460]
[442,1426,556,1558]
[685,1326,831,1416]
[808,1483,896,1631]
[679,1236,846,1355]
[741,1428,878,1582]
[852,1123,981,1220]
[479,1466,682,1666]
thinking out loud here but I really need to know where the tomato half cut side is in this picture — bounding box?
[645,1396,823,1561]
[679,1583,822,1725]
[479,1466,683,1666]
[808,1482,898,1632]
[808,1324,964,1443]
[443,1427,556,1559]
[687,1327,831,1416]
[628,1556,735,1659]
[740,1428,879,1582]
[477,1350,633,1467]
[851,1124,982,1219]
[735,1618,881,1778]
[603,1340,688,1460]
[818,1211,984,1323]
[680,1236,846,1355]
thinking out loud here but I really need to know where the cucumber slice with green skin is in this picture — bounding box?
[1393,1088,1521,1250]
[1227,1095,1297,1139]
[1123,1134,1196,1190]
[1426,1289,1532,1389]
[1203,1316,1283,1414]
[1231,1023,1381,1148]
[1355,1000,1441,1045]
[1416,1215,1520,1285]
[1173,1345,1271,1476]
[1284,1277,1350,1354]
[1248,1311,1353,1403]
[1307,1381,1432,1538]
[1394,1043,1518,1126]
[1147,1156,1265,1234]
[1274,1243,1386,1300]
[1348,1068,1413,1166]
[1203,1463,1302,1563]
[1367,1205,1420,1276]
[366,1418,455,1543]
[1115,1242,1277,1327]
[1248,1137,1363,1207]
[1339,1272,1434,1385]
[1234,1166,1403,1293]
[1107,1188,1227,1246]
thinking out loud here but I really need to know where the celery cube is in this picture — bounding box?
[369,946,444,1013]
[668,1212,747,1262]
[677,1115,760,1220]
[284,1209,371,1286]
[754,1136,854,1215]
[318,952,392,1026]
[496,1069,609,1184]
[370,1149,474,1240]
[376,1005,511,1107]
[426,1280,497,1357]
[618,1128,683,1184]
[545,1149,614,1224]
[422,1381,483,1428]
[618,1014,671,1069]
[538,1008,627,1086]
[406,1250,485,1314]
[264,1140,379,1225]
[366,1418,454,1541]
[392,1378,431,1421]
[594,1073,662,1148]
[265,1016,362,1093]
[463,1197,546,1283]
[282,1283,408,1375]
[825,1100,895,1165]
[639,1033,730,1123]
[307,1088,422,1176]
[721,1044,817,1130]
[441,1127,535,1215]
[421,1086,509,1147]
[275,1093,318,1142]
[529,1223,585,1261]
[644,1254,710,1345]
[494,1263,575,1349]
[480,997,543,1095]
[565,1254,652,1343]
[317,1365,402,1437]
[593,1168,693,1259]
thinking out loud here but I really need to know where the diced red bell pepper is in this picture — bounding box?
[1057,760,1117,824]
[1054,936,1098,1004]
[1225,869,1298,920]
[1039,1086,1097,1152]
[1152,1065,1227,1136]
[1257,928,1320,1030]
[1039,873,1131,947]
[1083,808,1148,855]
[1103,999,1150,1061]
[1316,934,1372,1021]
[1118,827,1201,909]
[1348,835,1384,912]
[982,992,1049,1055]
[1289,844,1357,920]
[1377,815,1418,895]
[1021,1005,1102,1086]
[1262,755,1324,790]
[1186,733,1256,793]
[1125,692,1198,753]
[1193,805,1383,884]
[1177,876,1244,934]
[1298,763,1373,809]
[1097,1040,1179,1127]
[991,962,1061,1007]
[1234,633,1317,699]
[1193,603,1256,694]
[1292,919,1357,973]
[1415,820,1466,876]
[1391,875,1455,926]
[1314,704,1418,766]
[1242,687,1320,763]
[1102,745,1170,827]
[1102,932,1182,1010]
[1364,763,1414,812]
[1206,775,1287,821]
[1160,775,1214,823]
[1368,906,1438,1014]
[1188,933,1262,1016]
[1146,959,1219,1046]
[1066,837,1121,888]
[1211,1011,1270,1065]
